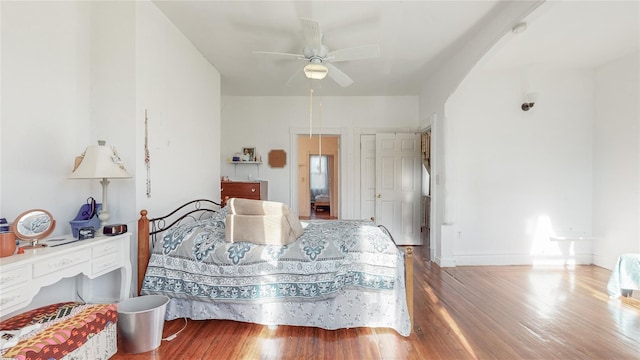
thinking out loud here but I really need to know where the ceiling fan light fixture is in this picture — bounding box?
[304,63,328,80]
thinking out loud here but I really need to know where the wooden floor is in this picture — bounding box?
[113,251,640,359]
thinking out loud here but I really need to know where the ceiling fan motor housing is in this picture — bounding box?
[303,44,328,59]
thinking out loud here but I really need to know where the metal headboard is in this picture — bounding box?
[148,199,221,243]
[377,224,398,247]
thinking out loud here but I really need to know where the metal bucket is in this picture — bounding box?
[117,295,170,353]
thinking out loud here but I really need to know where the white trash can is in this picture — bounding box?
[117,295,170,353]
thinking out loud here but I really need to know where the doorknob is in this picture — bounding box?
[376,193,382,198]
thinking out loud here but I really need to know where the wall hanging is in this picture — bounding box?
[268,150,286,168]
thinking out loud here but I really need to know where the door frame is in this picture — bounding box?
[289,127,347,218]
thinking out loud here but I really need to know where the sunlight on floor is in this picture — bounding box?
[258,327,282,359]
[527,272,562,318]
[424,285,479,359]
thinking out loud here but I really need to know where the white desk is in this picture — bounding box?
[0,233,132,318]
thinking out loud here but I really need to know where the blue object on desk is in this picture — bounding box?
[0,217,8,233]
[69,203,102,238]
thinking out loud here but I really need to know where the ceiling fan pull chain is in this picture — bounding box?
[319,99,323,164]
[309,87,314,138]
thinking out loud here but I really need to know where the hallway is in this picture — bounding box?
[299,204,336,220]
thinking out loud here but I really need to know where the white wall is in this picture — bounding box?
[444,67,595,266]
[135,1,221,218]
[221,96,419,218]
[418,1,542,125]
[418,1,543,265]
[420,0,638,268]
[1,0,220,313]
[592,51,640,269]
[90,1,136,230]
[1,1,93,234]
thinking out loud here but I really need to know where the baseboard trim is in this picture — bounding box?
[451,253,593,266]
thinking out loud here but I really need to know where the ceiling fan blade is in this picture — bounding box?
[300,18,322,51]
[328,44,381,62]
[285,65,307,87]
[325,63,354,87]
[252,51,305,60]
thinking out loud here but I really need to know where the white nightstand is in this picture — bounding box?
[0,233,132,318]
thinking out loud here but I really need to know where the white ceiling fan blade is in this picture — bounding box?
[252,50,305,60]
[328,44,381,62]
[325,63,353,87]
[285,65,307,87]
[300,18,322,51]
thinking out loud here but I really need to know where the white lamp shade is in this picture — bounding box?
[69,141,131,179]
[304,63,328,80]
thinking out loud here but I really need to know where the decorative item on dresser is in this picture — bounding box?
[220,180,268,207]
[10,209,56,249]
[0,231,16,258]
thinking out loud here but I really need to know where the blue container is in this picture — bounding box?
[69,203,102,238]
[0,218,8,233]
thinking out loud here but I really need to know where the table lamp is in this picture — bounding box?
[69,140,131,235]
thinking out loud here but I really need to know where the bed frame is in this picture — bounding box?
[312,200,330,212]
[137,199,414,327]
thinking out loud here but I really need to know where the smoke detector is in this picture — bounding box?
[512,22,528,34]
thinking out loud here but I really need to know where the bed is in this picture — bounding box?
[137,199,413,336]
[313,194,330,212]
[607,253,640,298]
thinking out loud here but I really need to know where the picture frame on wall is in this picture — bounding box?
[242,147,255,161]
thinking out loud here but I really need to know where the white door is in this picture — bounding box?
[360,134,376,220]
[375,133,422,245]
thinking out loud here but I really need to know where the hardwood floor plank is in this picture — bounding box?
[112,251,640,359]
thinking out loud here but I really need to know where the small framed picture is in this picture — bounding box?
[242,147,255,161]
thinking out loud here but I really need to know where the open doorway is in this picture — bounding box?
[421,129,432,260]
[297,135,339,219]
[309,155,332,219]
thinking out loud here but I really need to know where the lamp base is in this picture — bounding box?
[97,208,110,236]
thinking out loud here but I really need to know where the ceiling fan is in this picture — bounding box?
[253,18,380,87]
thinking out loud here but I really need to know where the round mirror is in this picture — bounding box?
[11,209,56,248]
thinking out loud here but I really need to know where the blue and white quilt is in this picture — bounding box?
[141,212,411,335]
[143,216,401,302]
[607,253,640,298]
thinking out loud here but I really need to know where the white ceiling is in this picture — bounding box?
[484,1,640,70]
[153,1,639,96]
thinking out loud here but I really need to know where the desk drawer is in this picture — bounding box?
[92,241,120,258]
[0,285,28,310]
[0,265,30,290]
[92,254,121,275]
[33,249,91,278]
